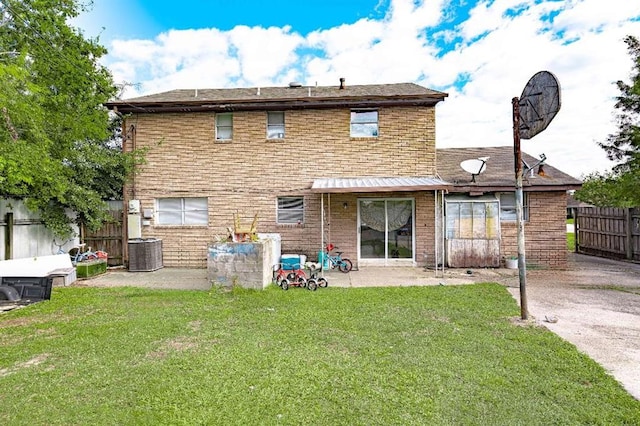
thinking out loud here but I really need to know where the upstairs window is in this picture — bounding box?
[500,193,529,221]
[267,111,285,139]
[216,113,233,140]
[277,197,304,224]
[157,198,208,225]
[350,110,378,137]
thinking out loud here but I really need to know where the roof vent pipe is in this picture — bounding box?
[195,88,198,97]
[339,77,346,89]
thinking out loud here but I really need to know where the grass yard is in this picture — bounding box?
[1,284,638,425]
[567,218,576,251]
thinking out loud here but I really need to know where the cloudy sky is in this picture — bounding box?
[75,0,640,178]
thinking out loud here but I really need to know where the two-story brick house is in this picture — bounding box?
[106,80,580,270]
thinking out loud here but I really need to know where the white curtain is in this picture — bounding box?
[360,200,411,232]
[387,201,412,231]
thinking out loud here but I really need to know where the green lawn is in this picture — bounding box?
[1,285,638,425]
[567,218,576,251]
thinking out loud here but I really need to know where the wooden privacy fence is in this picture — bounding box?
[82,209,124,266]
[576,207,640,262]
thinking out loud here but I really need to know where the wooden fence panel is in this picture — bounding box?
[83,210,124,266]
[576,207,640,262]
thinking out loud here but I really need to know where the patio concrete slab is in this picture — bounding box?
[77,267,210,290]
[78,265,518,290]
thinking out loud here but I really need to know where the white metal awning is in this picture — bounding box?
[311,176,451,193]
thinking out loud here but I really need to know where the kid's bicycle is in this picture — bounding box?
[53,238,107,265]
[324,244,353,273]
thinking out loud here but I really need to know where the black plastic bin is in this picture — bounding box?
[1,276,53,301]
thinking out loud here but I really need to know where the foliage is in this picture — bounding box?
[599,35,640,171]
[1,285,638,424]
[576,169,640,207]
[577,35,640,207]
[0,0,142,237]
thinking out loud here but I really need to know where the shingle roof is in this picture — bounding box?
[105,82,448,113]
[437,146,582,191]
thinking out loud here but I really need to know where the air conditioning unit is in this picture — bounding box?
[128,238,163,272]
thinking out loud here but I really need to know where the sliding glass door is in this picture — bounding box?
[358,198,414,263]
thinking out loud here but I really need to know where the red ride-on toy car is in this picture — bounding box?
[273,260,317,291]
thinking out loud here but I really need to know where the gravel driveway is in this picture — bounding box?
[502,253,640,400]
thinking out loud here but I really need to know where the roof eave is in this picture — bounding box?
[448,183,582,193]
[105,96,445,114]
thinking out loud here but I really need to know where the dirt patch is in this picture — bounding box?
[0,353,51,377]
[501,253,640,400]
[145,336,200,360]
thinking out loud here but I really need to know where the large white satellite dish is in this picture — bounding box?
[460,156,489,182]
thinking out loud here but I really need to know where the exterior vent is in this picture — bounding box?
[128,238,163,272]
[288,82,302,88]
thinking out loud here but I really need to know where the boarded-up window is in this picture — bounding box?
[445,195,501,268]
[446,198,499,240]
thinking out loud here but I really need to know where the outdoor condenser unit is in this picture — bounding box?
[128,238,163,272]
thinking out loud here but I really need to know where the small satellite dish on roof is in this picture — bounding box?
[518,71,561,139]
[460,156,489,182]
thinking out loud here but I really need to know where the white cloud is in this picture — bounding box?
[102,0,640,177]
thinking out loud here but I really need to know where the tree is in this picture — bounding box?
[576,35,640,207]
[0,0,142,237]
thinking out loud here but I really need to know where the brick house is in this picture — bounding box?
[436,147,581,268]
[106,80,580,270]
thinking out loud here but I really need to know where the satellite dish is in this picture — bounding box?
[460,157,489,182]
[518,71,561,140]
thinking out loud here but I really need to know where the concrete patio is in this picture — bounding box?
[77,264,519,290]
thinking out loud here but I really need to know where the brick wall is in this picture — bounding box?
[123,106,438,267]
[500,191,568,268]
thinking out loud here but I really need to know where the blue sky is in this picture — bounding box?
[74,0,640,178]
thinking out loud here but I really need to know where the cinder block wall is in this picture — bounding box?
[123,106,437,267]
[500,192,568,268]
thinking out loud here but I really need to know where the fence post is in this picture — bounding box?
[4,212,13,260]
[625,208,633,260]
[574,208,579,253]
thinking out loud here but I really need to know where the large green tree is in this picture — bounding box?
[0,0,141,237]
[576,35,640,207]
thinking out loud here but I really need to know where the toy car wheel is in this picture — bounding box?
[287,272,296,281]
[317,278,328,288]
[297,277,307,288]
[338,258,353,273]
[280,279,289,290]
[307,279,317,291]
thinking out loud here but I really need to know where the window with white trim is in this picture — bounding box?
[157,198,208,225]
[500,192,529,221]
[350,110,378,137]
[277,197,304,224]
[267,111,285,139]
[216,113,233,140]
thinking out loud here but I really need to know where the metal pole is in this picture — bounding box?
[321,193,325,275]
[512,97,528,320]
